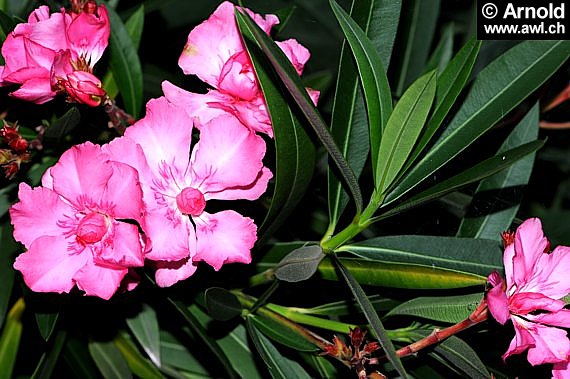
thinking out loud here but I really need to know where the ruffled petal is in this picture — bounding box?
[9,77,56,104]
[10,183,75,248]
[509,292,565,315]
[102,135,153,185]
[74,255,127,300]
[154,257,198,287]
[524,246,570,299]
[209,167,272,201]
[50,142,113,208]
[124,97,194,176]
[194,210,256,271]
[191,115,266,193]
[528,309,570,329]
[512,218,549,287]
[276,39,310,75]
[13,235,88,294]
[526,322,570,366]
[486,272,510,325]
[553,360,570,379]
[503,317,536,361]
[143,207,195,262]
[103,161,144,221]
[94,222,144,268]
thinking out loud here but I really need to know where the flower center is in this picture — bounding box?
[76,212,109,244]
[176,187,206,216]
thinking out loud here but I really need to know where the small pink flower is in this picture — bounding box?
[487,218,570,377]
[10,142,146,300]
[0,3,109,105]
[63,70,106,106]
[162,1,319,137]
[104,97,272,287]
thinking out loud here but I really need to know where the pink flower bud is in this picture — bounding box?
[176,187,206,216]
[63,71,105,107]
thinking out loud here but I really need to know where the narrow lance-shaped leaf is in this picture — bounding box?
[457,103,540,239]
[125,303,161,368]
[379,140,545,220]
[386,40,569,205]
[0,224,18,327]
[31,330,67,379]
[331,256,408,378]
[236,10,363,213]
[376,70,436,195]
[401,39,481,175]
[245,318,312,379]
[88,341,132,379]
[238,12,316,241]
[327,0,401,232]
[424,23,454,73]
[114,333,165,379]
[107,6,143,118]
[329,0,393,188]
[0,298,25,379]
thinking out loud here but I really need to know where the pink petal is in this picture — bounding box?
[503,317,536,361]
[191,115,266,194]
[66,4,110,67]
[524,246,570,299]
[102,136,152,185]
[9,183,75,248]
[276,39,311,75]
[553,361,570,379]
[162,81,228,128]
[26,8,69,52]
[74,255,127,300]
[124,97,194,176]
[503,240,516,292]
[102,161,144,222]
[210,167,272,201]
[307,87,320,106]
[194,210,256,271]
[9,77,56,104]
[509,292,565,315]
[526,322,570,366]
[512,218,549,287]
[528,309,570,329]
[50,142,113,209]
[13,235,88,294]
[143,207,195,262]
[217,51,258,100]
[154,257,199,287]
[207,93,273,136]
[486,272,510,325]
[94,222,144,268]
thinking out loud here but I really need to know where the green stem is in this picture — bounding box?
[247,269,275,288]
[249,280,279,314]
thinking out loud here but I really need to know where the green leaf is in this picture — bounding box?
[409,331,490,379]
[424,23,454,74]
[329,0,393,189]
[376,70,436,194]
[387,40,570,205]
[340,235,503,277]
[35,311,59,341]
[301,354,338,379]
[457,103,540,239]
[0,298,24,379]
[31,331,67,379]
[331,256,408,378]
[204,288,242,321]
[327,0,401,232]
[245,318,312,379]
[126,303,161,367]
[44,107,81,141]
[188,304,261,379]
[386,293,484,323]
[107,6,143,118]
[392,0,440,96]
[63,338,99,379]
[249,315,319,352]
[380,140,545,219]
[238,14,316,241]
[236,10,363,214]
[160,331,209,375]
[300,295,399,316]
[114,333,165,379]
[0,223,18,327]
[274,245,325,282]
[403,39,481,173]
[103,5,144,100]
[169,300,238,379]
[88,340,132,379]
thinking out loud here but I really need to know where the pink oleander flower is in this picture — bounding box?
[487,218,570,378]
[0,2,109,105]
[162,1,319,137]
[62,70,106,107]
[104,97,272,287]
[9,142,146,300]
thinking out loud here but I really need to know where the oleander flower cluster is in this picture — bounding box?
[0,0,108,105]
[487,218,570,378]
[9,2,317,299]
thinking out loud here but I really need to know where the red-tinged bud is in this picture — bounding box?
[350,328,365,350]
[0,124,19,143]
[9,138,28,154]
[363,342,380,355]
[64,71,106,107]
[501,231,515,248]
[3,161,19,179]
[83,1,98,14]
